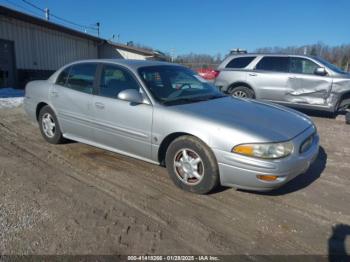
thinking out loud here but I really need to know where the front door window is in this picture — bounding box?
[289,57,319,74]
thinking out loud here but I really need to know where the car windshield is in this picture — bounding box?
[138,65,225,105]
[313,57,348,74]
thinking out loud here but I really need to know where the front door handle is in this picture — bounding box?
[50,90,58,97]
[288,76,297,80]
[95,102,105,110]
[249,73,257,77]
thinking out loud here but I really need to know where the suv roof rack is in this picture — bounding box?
[230,48,247,54]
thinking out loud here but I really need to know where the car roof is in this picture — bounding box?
[68,59,177,70]
[227,53,317,59]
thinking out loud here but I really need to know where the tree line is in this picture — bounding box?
[170,42,350,71]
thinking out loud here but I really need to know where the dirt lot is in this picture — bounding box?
[0,106,349,256]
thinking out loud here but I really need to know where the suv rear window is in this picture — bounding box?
[226,56,256,69]
[255,56,289,72]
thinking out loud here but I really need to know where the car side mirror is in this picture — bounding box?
[314,67,327,76]
[118,89,145,104]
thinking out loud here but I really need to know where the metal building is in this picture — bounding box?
[99,40,157,60]
[0,5,167,88]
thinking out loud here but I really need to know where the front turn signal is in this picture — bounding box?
[257,175,278,181]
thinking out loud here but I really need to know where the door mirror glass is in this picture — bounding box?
[118,89,145,104]
[314,67,327,76]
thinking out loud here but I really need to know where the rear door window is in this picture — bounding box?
[66,63,97,94]
[255,56,289,72]
[226,56,256,69]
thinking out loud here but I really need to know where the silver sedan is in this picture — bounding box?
[24,59,319,194]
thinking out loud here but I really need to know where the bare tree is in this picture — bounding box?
[255,42,350,70]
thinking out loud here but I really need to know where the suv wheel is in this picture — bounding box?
[228,86,255,99]
[165,136,220,194]
[38,105,66,144]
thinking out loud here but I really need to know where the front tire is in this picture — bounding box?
[165,136,220,194]
[346,111,350,124]
[228,86,255,99]
[38,105,65,144]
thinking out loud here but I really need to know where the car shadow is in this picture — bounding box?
[328,224,350,261]
[293,108,336,118]
[238,146,327,196]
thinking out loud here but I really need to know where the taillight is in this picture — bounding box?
[213,70,220,78]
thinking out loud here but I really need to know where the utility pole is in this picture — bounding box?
[44,8,50,21]
[303,47,307,55]
[96,22,100,37]
[170,48,175,63]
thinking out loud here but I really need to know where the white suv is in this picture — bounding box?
[214,54,350,123]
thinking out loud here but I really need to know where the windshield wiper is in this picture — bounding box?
[162,95,226,105]
[162,98,202,105]
[194,94,226,101]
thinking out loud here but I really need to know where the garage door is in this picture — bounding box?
[0,39,15,88]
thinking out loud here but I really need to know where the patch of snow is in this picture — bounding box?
[0,97,24,109]
[0,88,24,109]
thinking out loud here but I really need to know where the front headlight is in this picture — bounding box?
[232,141,294,159]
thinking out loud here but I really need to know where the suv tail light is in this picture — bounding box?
[213,70,220,79]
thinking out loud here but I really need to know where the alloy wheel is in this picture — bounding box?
[173,148,205,185]
[232,90,247,98]
[42,113,56,138]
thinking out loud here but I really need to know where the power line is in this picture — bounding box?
[2,0,43,17]
[20,0,98,32]
[21,0,43,12]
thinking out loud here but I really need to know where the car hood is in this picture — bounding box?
[333,73,350,79]
[173,97,313,142]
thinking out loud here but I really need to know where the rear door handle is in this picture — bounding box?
[249,73,257,76]
[95,102,105,109]
[288,76,297,79]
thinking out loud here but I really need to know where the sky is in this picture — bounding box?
[2,0,350,56]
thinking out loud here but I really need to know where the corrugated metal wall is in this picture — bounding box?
[0,15,98,70]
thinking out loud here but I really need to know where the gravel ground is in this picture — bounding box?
[0,107,349,256]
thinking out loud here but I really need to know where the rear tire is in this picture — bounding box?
[228,86,255,99]
[165,136,220,194]
[38,105,66,144]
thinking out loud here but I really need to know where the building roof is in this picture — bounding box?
[0,5,166,58]
[0,5,102,42]
[106,40,155,56]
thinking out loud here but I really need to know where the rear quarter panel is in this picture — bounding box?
[214,70,248,92]
[24,80,52,122]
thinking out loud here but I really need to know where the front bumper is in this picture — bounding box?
[213,126,319,192]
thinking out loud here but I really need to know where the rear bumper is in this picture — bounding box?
[213,126,319,191]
